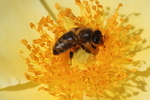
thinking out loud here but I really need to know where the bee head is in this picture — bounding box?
[92,30,103,45]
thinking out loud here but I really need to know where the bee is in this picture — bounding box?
[53,27,104,59]
[53,27,104,57]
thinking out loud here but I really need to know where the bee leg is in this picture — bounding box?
[69,51,74,65]
[91,44,96,49]
[70,51,74,59]
[80,44,92,53]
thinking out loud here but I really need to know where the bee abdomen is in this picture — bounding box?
[53,31,77,55]
[53,41,74,55]
[53,47,65,55]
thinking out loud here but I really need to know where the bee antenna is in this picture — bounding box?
[70,12,86,27]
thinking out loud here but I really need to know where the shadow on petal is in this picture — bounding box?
[0,82,40,91]
[98,67,150,100]
[39,0,57,21]
[96,11,150,100]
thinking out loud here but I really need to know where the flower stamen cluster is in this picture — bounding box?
[21,0,141,100]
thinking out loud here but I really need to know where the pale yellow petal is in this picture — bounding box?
[0,82,58,100]
[0,0,49,88]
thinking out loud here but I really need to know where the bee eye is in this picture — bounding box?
[93,30,102,44]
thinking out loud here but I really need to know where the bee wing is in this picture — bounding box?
[58,31,77,47]
[53,31,78,55]
[53,39,77,55]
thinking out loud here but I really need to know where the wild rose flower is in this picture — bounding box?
[0,1,149,100]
